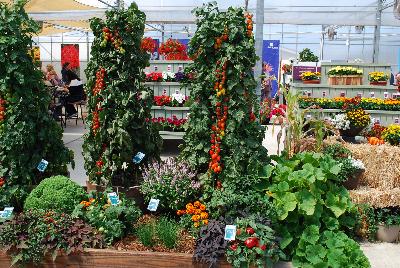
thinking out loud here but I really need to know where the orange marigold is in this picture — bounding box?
[200,204,206,211]
[194,201,201,208]
[195,209,202,215]
[194,222,200,228]
[202,219,209,225]
[186,203,194,210]
[192,215,200,222]
[200,212,208,219]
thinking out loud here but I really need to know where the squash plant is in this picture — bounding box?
[180,3,268,215]
[0,0,73,209]
[256,153,365,265]
[83,4,162,186]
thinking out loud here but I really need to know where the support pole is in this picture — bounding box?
[319,26,324,61]
[373,0,383,63]
[254,0,264,101]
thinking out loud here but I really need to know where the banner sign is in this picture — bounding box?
[262,40,280,98]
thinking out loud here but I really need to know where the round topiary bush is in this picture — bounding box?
[24,176,86,213]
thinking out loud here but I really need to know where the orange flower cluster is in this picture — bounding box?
[80,198,96,208]
[177,201,209,228]
[245,13,253,37]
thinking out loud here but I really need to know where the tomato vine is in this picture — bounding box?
[83,4,162,186]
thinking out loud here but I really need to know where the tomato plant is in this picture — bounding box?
[180,3,269,215]
[83,4,162,186]
[0,1,73,210]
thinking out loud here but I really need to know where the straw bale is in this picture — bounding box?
[350,187,400,208]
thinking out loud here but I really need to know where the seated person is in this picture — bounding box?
[63,72,85,118]
[46,64,62,86]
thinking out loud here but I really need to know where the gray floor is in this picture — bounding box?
[62,122,400,267]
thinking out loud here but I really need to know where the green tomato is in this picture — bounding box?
[99,213,104,218]
[98,227,105,233]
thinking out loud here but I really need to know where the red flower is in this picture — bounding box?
[61,44,80,69]
[159,39,189,60]
[141,37,156,53]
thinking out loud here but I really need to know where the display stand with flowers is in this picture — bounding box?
[369,71,389,86]
[300,71,321,84]
[327,66,363,85]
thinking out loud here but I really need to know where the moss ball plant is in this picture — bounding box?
[24,176,85,213]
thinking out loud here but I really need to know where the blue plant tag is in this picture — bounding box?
[224,225,237,241]
[0,207,14,219]
[107,192,119,206]
[132,152,145,164]
[147,198,160,212]
[37,159,48,172]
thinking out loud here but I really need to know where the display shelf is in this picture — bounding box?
[320,62,392,85]
[151,106,190,119]
[159,131,185,140]
[292,83,398,99]
[147,60,193,73]
[304,108,400,126]
[145,81,189,96]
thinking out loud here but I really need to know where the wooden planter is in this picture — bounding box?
[328,75,362,86]
[302,79,320,84]
[0,249,292,268]
[370,81,388,86]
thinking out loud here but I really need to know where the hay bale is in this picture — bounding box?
[350,188,400,208]
[344,144,400,189]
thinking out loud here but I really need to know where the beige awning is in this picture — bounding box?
[0,0,96,12]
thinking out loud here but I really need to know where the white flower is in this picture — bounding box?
[349,157,365,170]
[162,71,175,80]
[331,113,351,130]
[171,91,185,104]
[122,162,128,170]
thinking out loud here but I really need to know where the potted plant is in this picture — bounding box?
[270,103,286,125]
[300,71,321,84]
[298,48,319,62]
[259,98,273,125]
[327,66,363,85]
[369,72,389,86]
[382,124,400,145]
[376,208,400,243]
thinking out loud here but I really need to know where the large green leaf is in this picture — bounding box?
[297,190,316,215]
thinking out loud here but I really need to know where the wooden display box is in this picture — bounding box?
[0,249,292,268]
[328,75,362,86]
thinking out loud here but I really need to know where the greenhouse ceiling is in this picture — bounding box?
[1,0,399,27]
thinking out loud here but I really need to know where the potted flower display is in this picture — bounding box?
[368,71,389,86]
[259,98,273,125]
[376,208,400,243]
[331,97,371,139]
[300,71,321,84]
[382,124,400,146]
[327,66,363,85]
[269,103,286,125]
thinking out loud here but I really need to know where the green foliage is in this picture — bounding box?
[257,153,358,256]
[72,190,141,244]
[140,158,200,212]
[226,218,284,268]
[0,0,73,210]
[293,228,370,268]
[156,217,180,249]
[136,222,155,247]
[83,3,162,186]
[24,176,86,213]
[298,48,319,62]
[180,2,269,218]
[0,210,103,267]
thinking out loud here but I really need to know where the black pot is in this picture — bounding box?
[343,169,364,190]
[339,126,365,138]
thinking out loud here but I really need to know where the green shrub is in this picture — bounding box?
[136,223,155,247]
[156,217,180,249]
[24,176,85,213]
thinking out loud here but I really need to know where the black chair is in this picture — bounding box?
[65,84,86,127]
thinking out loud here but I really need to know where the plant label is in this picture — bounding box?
[147,198,160,211]
[132,152,145,164]
[224,225,237,241]
[178,65,183,72]
[306,114,312,119]
[370,92,375,98]
[340,91,345,97]
[107,192,120,206]
[375,118,380,124]
[37,159,48,172]
[307,91,312,97]
[357,92,362,98]
[395,118,399,124]
[154,65,158,71]
[0,207,14,219]
[322,91,326,97]
[167,65,172,72]
[384,92,389,99]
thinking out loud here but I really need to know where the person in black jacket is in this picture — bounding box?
[63,72,85,117]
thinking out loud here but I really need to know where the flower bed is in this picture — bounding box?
[148,116,187,132]
[299,97,400,111]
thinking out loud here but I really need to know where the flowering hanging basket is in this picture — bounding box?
[158,39,189,60]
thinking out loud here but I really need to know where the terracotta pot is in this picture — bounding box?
[376,225,400,243]
[303,80,320,84]
[343,169,364,190]
[370,81,388,86]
